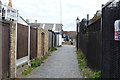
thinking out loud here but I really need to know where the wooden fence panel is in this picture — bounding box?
[17,23,28,59]
[0,22,2,79]
[30,27,37,60]
[1,22,10,78]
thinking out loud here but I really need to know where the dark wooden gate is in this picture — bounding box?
[17,23,28,59]
[41,33,45,56]
[1,22,10,78]
[30,27,37,60]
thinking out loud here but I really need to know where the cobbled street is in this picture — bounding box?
[27,45,82,78]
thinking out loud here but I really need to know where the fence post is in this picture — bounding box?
[0,22,2,80]
[76,17,80,50]
[28,24,30,66]
[0,4,2,79]
[14,10,18,78]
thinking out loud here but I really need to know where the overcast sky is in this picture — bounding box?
[1,0,109,31]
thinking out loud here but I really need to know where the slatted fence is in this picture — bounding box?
[17,23,28,59]
[77,0,120,78]
[0,21,10,78]
[30,27,37,60]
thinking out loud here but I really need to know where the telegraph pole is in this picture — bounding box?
[60,0,62,24]
[58,28,60,47]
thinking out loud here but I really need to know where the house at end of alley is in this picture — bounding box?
[30,22,63,47]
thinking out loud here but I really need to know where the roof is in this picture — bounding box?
[44,23,54,30]
[30,23,43,28]
[62,31,69,34]
[68,31,76,37]
[30,23,63,32]
[54,24,63,31]
[18,16,29,26]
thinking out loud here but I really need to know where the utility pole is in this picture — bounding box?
[60,0,62,24]
[58,28,59,46]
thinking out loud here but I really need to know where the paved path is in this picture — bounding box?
[28,45,82,78]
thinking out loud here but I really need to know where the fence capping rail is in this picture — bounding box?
[102,0,115,9]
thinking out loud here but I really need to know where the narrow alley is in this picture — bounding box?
[2,0,120,79]
[27,45,82,78]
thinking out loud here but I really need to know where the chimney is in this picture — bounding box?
[8,0,12,7]
[0,0,2,5]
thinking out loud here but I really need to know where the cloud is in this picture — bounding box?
[1,0,109,31]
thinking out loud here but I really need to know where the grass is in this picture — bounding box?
[76,50,101,79]
[22,67,35,75]
[41,47,57,61]
[22,57,41,75]
[31,58,41,68]
[50,47,58,52]
[22,47,58,75]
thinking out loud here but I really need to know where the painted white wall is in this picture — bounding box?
[1,4,18,21]
[59,34,62,46]
[42,24,45,29]
[52,24,56,31]
[56,34,62,46]
[62,38,64,42]
[56,34,59,46]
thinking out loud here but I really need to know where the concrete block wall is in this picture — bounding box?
[9,23,16,78]
[44,29,49,55]
[37,27,49,58]
[9,26,49,78]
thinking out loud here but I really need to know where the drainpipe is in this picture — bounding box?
[28,24,30,66]
[15,10,18,78]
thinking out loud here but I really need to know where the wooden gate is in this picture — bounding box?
[41,33,45,56]
[30,27,37,60]
[1,22,10,78]
[17,23,28,59]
